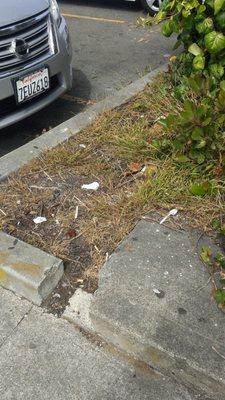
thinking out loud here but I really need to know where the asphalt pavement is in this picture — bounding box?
[0,0,175,157]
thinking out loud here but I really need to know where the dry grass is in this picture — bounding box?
[0,73,224,313]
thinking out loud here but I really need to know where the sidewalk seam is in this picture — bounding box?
[0,304,33,351]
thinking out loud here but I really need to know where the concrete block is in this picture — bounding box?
[0,231,63,305]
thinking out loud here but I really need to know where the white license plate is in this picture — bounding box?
[16,67,50,104]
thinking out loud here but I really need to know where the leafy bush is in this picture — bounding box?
[157,0,225,76]
[156,1,225,309]
[159,73,225,168]
[154,0,225,170]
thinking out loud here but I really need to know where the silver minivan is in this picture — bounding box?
[0,0,72,129]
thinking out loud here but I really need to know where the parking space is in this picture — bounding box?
[0,0,175,157]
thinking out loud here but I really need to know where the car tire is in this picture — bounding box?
[140,0,162,15]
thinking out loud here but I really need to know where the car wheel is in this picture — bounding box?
[140,0,162,15]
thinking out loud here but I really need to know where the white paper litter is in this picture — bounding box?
[53,293,61,299]
[79,144,86,149]
[81,182,99,191]
[33,216,47,224]
[75,205,79,220]
[153,288,161,294]
[160,208,178,225]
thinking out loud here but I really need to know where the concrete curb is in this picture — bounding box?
[0,65,167,181]
[0,232,64,305]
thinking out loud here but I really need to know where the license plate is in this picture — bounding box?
[15,67,50,104]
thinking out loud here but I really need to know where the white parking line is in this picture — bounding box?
[62,13,125,24]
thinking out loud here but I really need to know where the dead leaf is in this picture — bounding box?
[129,162,143,172]
[66,229,77,238]
[125,162,143,176]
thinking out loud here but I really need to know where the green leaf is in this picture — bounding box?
[197,154,205,164]
[174,155,190,163]
[220,80,225,91]
[193,55,205,70]
[155,10,166,23]
[161,20,174,37]
[214,0,225,15]
[196,18,214,34]
[202,117,212,126]
[205,31,225,53]
[188,43,203,56]
[214,289,225,305]
[215,253,225,268]
[211,219,221,230]
[189,183,206,196]
[195,139,206,148]
[216,11,225,28]
[191,127,204,140]
[209,63,224,78]
[200,246,212,264]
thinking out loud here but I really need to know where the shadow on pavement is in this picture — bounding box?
[59,0,142,13]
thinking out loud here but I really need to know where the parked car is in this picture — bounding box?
[139,0,162,15]
[0,0,72,129]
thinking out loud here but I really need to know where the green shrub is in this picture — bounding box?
[154,0,225,169]
[157,0,225,76]
[159,73,225,167]
[155,1,225,309]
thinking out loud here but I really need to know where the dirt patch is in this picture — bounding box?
[0,73,224,315]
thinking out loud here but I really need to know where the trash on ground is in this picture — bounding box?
[79,144,86,149]
[33,216,47,224]
[160,208,178,225]
[53,293,61,299]
[75,205,79,220]
[81,182,99,191]
[153,288,165,299]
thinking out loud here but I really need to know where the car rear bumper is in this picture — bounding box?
[0,17,72,130]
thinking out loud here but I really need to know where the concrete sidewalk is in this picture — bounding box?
[89,221,225,398]
[0,287,202,400]
[0,221,224,399]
